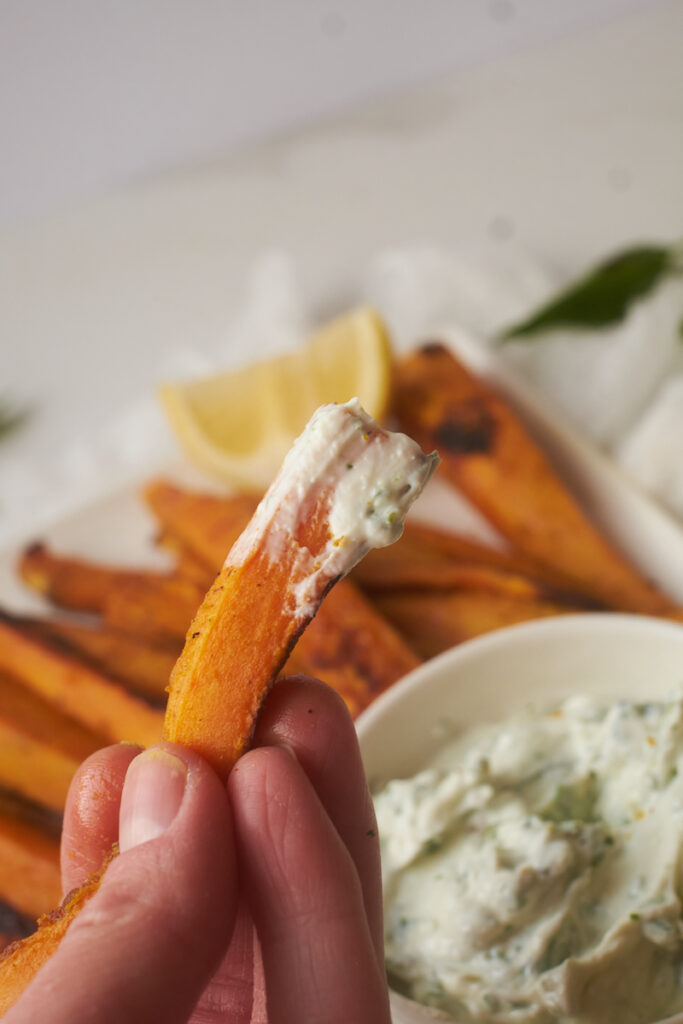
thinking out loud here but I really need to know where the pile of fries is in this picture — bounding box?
[0,343,679,948]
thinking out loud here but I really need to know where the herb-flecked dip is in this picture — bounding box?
[374,693,683,1024]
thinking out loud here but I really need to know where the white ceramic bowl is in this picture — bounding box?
[356,614,683,1024]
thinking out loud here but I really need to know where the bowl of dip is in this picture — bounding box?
[356,613,683,1024]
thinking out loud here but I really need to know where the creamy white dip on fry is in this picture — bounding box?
[227,397,439,617]
[375,692,683,1024]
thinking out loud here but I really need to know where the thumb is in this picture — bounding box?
[7,744,237,1024]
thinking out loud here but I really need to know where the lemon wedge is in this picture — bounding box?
[159,307,393,489]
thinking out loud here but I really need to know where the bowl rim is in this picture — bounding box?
[356,611,683,740]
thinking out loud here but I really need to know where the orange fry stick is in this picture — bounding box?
[0,812,62,921]
[101,576,203,644]
[0,612,163,748]
[354,546,561,601]
[18,618,179,703]
[0,401,437,1009]
[164,400,438,778]
[394,344,673,614]
[283,578,420,718]
[144,481,259,571]
[0,848,115,1012]
[18,544,156,615]
[0,671,102,814]
[18,543,203,643]
[145,483,423,712]
[354,520,591,600]
[0,790,62,838]
[375,588,576,660]
[155,532,215,587]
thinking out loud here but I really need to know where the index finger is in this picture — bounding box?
[252,675,384,965]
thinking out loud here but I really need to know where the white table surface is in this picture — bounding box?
[1,0,682,546]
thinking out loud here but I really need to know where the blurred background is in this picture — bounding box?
[0,0,663,225]
[1,0,682,543]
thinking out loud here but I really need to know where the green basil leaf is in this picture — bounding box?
[501,245,675,340]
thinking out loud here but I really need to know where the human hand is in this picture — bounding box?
[4,677,391,1024]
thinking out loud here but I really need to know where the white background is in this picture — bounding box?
[0,0,682,546]
[0,0,658,227]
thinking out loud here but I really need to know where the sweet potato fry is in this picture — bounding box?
[144,484,575,688]
[283,578,420,718]
[0,401,436,1008]
[375,588,575,660]
[144,481,258,571]
[0,671,102,813]
[146,482,575,600]
[156,531,215,587]
[164,401,438,778]
[18,618,178,703]
[362,521,591,597]
[101,576,202,644]
[0,812,61,921]
[0,790,62,839]
[18,543,145,615]
[0,847,114,1015]
[394,344,673,614]
[145,486,422,714]
[0,612,163,747]
[18,543,202,643]
[0,932,23,956]
[354,540,561,601]
[144,481,434,706]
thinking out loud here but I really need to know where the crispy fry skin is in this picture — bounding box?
[0,612,163,748]
[283,579,420,718]
[394,344,672,614]
[18,618,179,703]
[0,403,436,1008]
[375,588,575,660]
[0,671,102,813]
[0,812,62,921]
[0,847,115,1016]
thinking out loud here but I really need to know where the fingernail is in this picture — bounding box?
[119,748,187,852]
